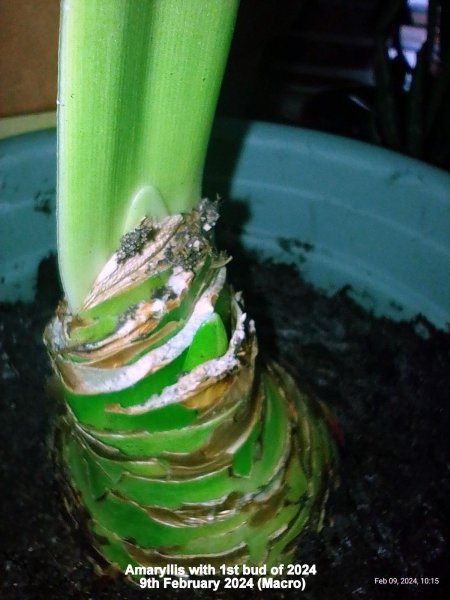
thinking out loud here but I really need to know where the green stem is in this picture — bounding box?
[58,0,239,311]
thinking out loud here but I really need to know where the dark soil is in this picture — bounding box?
[1,253,449,600]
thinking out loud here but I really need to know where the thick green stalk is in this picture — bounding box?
[58,0,238,311]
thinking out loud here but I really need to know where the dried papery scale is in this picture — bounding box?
[45,200,337,579]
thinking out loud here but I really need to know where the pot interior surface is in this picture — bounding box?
[1,121,449,327]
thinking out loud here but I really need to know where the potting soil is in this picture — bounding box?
[0,253,448,599]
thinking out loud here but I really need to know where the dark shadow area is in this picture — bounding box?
[217,0,449,170]
[204,121,281,361]
[204,119,253,201]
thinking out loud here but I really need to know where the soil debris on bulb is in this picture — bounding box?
[44,200,337,578]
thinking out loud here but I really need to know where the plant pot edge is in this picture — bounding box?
[1,120,449,328]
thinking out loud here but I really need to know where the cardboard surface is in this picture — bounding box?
[0,0,59,117]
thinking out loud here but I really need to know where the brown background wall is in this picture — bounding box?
[0,0,59,117]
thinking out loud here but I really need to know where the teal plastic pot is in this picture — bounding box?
[1,120,449,328]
